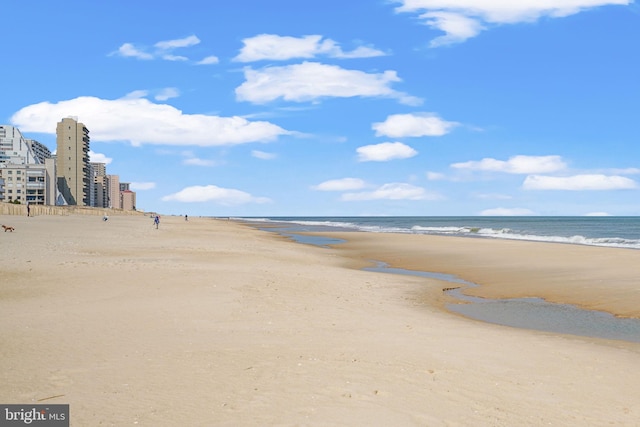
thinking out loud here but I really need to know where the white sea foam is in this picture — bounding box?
[237,217,640,250]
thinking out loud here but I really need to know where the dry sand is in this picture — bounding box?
[1,213,639,426]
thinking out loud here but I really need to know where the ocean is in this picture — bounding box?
[238,216,640,343]
[238,216,640,250]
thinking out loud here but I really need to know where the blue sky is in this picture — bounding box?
[3,0,639,217]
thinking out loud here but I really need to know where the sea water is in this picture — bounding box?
[239,216,640,343]
[239,216,640,249]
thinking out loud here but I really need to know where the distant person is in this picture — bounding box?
[154,215,160,229]
[26,202,30,217]
[185,214,188,221]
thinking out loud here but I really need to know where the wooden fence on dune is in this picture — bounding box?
[0,202,146,217]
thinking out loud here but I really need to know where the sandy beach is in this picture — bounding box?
[1,212,639,426]
[311,231,640,319]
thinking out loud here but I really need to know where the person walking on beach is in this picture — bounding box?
[26,202,30,217]
[185,214,188,221]
[154,215,160,229]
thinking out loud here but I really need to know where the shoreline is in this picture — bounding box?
[245,223,640,343]
[280,229,640,320]
[3,214,640,425]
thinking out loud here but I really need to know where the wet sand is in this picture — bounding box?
[312,231,640,319]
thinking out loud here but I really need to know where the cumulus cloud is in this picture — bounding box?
[523,174,638,190]
[356,141,418,162]
[154,35,201,50]
[160,54,188,62]
[235,61,422,105]
[451,155,566,174]
[394,0,631,46]
[372,112,458,138]
[312,178,366,191]
[130,182,156,191]
[112,35,203,62]
[196,55,220,65]
[419,11,485,46]
[609,167,640,175]
[479,207,536,216]
[11,95,291,147]
[88,151,112,165]
[116,43,154,60]
[155,87,180,101]
[234,34,386,62]
[161,185,271,205]
[341,183,441,201]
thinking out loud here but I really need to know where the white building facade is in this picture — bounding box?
[0,125,56,205]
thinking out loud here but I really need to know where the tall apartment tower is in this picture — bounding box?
[90,162,108,208]
[106,174,120,209]
[56,117,90,205]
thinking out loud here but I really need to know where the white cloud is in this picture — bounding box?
[312,178,366,191]
[610,167,640,175]
[235,62,422,105]
[162,185,271,205]
[88,151,112,165]
[11,95,291,147]
[154,35,201,50]
[426,171,446,180]
[342,183,441,201]
[123,90,149,99]
[179,150,220,166]
[251,150,277,160]
[130,182,156,191]
[523,174,638,190]
[113,35,201,61]
[160,54,188,62]
[183,157,218,167]
[372,112,458,138]
[420,11,485,46]
[337,45,388,59]
[452,155,566,174]
[394,0,631,46]
[196,55,219,65]
[115,43,154,60]
[475,193,512,200]
[155,87,180,101]
[356,141,418,162]
[233,34,385,62]
[479,207,536,216]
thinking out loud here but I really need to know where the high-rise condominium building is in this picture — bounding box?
[0,125,56,205]
[56,117,90,205]
[26,139,52,164]
[107,174,120,209]
[0,125,41,164]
